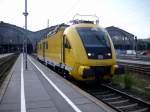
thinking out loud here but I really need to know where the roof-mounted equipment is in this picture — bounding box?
[70,13,99,25]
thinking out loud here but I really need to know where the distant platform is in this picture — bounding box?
[0,53,14,59]
[117,59,150,66]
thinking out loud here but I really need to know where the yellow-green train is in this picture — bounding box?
[37,15,122,82]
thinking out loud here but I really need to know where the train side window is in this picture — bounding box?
[40,44,41,50]
[43,42,45,49]
[45,41,48,49]
[42,42,48,49]
[64,38,71,49]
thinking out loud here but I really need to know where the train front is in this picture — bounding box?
[76,24,118,81]
[66,24,120,81]
[64,15,123,81]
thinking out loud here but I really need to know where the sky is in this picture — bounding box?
[0,0,150,39]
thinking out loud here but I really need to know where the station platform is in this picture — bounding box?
[117,59,150,66]
[0,54,115,112]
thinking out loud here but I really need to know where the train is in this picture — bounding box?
[36,14,123,82]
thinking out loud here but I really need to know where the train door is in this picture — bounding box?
[62,35,74,66]
[61,36,64,63]
[43,42,45,62]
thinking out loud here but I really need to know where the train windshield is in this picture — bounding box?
[77,27,110,47]
[77,27,112,59]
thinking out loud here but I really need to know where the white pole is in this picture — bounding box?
[47,19,49,28]
[23,0,28,69]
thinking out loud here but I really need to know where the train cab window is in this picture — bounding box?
[77,27,110,48]
[77,27,112,59]
[64,38,71,49]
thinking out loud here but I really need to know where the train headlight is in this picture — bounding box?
[107,53,111,56]
[88,53,92,56]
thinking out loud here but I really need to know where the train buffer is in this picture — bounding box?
[0,53,115,112]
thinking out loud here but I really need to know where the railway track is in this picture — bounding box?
[0,54,18,86]
[80,83,150,112]
[117,62,150,75]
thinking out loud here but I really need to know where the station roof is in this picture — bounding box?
[106,26,135,45]
[0,22,149,48]
[0,22,53,47]
[0,21,32,45]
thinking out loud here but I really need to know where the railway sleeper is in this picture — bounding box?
[116,103,138,109]
[94,93,117,99]
[108,99,129,105]
[128,107,149,112]
[91,90,110,95]
[100,93,116,97]
[121,105,149,112]
[102,96,122,101]
[112,100,136,107]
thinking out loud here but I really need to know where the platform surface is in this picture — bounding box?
[0,54,115,112]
